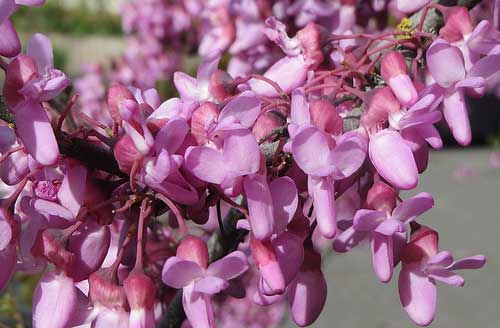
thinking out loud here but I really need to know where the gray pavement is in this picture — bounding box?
[284,148,500,328]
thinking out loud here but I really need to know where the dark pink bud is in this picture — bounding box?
[124,269,156,328]
[296,23,325,69]
[113,134,142,174]
[176,235,209,269]
[209,69,235,102]
[365,181,398,212]
[250,235,286,295]
[401,224,439,264]
[381,51,418,107]
[88,267,128,308]
[123,270,156,310]
[107,84,135,124]
[252,110,286,142]
[439,6,473,42]
[190,102,220,145]
[310,99,343,135]
[361,87,400,130]
[2,54,37,109]
[31,228,74,271]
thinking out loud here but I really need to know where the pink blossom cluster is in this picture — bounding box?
[0,0,496,328]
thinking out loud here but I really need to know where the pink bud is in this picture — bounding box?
[107,84,136,125]
[309,99,343,135]
[439,6,473,42]
[250,235,286,295]
[124,270,156,328]
[361,87,400,131]
[209,69,235,102]
[2,54,37,109]
[381,51,418,107]
[88,267,128,308]
[176,235,209,269]
[252,110,286,142]
[365,181,398,212]
[190,102,220,145]
[296,23,325,69]
[401,223,439,264]
[31,228,74,272]
[113,134,143,174]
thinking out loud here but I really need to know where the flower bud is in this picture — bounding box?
[381,51,418,107]
[88,267,128,309]
[209,69,235,102]
[252,110,286,142]
[114,134,143,174]
[296,23,325,69]
[31,228,74,272]
[365,181,398,213]
[176,235,209,269]
[250,235,286,295]
[310,99,343,135]
[361,87,400,131]
[124,269,156,328]
[401,223,439,264]
[2,54,37,109]
[439,6,473,42]
[190,102,220,145]
[107,84,136,125]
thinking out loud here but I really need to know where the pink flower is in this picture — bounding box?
[399,225,486,326]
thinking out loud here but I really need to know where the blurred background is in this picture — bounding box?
[1,1,500,327]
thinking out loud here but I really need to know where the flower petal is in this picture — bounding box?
[392,192,434,224]
[243,174,274,241]
[161,257,203,288]
[292,126,335,176]
[447,255,486,271]
[217,90,261,130]
[182,283,215,328]
[288,269,327,327]
[270,176,298,233]
[207,251,249,280]
[371,233,394,282]
[442,90,471,146]
[27,33,54,72]
[193,276,229,295]
[309,176,336,238]
[426,39,465,88]
[185,146,226,184]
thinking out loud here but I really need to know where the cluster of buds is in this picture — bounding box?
[1,0,496,327]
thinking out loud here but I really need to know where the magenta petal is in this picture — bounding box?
[369,129,418,190]
[330,132,367,179]
[395,0,430,13]
[309,176,337,239]
[57,165,87,217]
[0,246,16,292]
[399,263,436,326]
[332,225,368,253]
[185,146,226,184]
[288,270,327,327]
[243,174,274,241]
[468,54,500,90]
[0,0,16,24]
[442,90,471,146]
[292,126,335,176]
[427,250,454,267]
[182,283,215,328]
[290,88,310,126]
[426,39,466,88]
[207,251,249,280]
[217,90,261,130]
[67,222,110,282]
[0,215,12,251]
[173,72,198,101]
[447,255,486,270]
[250,56,308,97]
[270,176,298,233]
[193,276,229,294]
[161,257,204,288]
[392,192,434,224]
[155,117,189,154]
[353,209,386,232]
[0,19,21,58]
[196,50,221,86]
[272,232,304,285]
[427,268,465,287]
[259,260,286,295]
[93,308,129,327]
[371,233,394,283]
[223,129,260,177]
[388,75,418,108]
[26,33,54,72]
[14,101,59,165]
[32,199,74,221]
[32,272,78,328]
[374,219,405,236]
